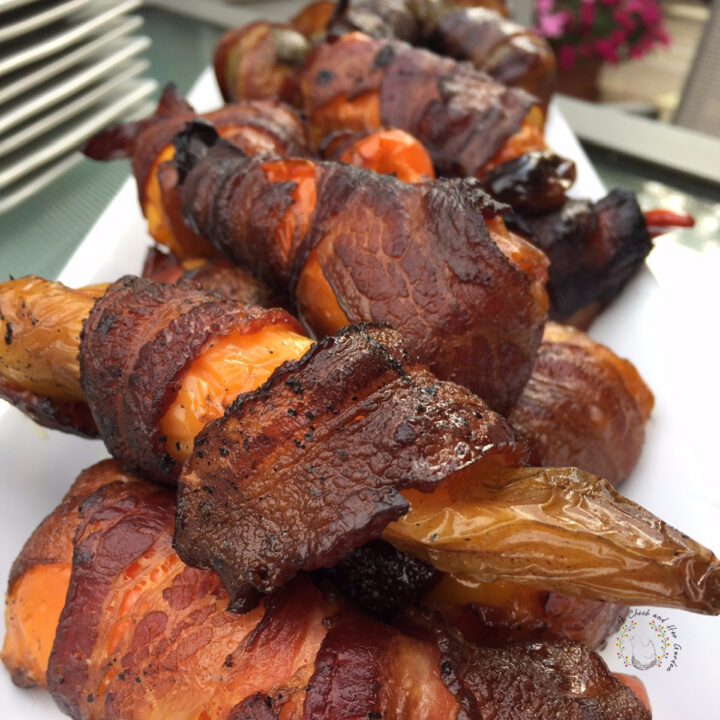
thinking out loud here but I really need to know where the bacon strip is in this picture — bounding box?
[141,247,290,310]
[79,276,303,485]
[396,609,651,720]
[175,126,547,412]
[175,323,527,611]
[507,189,652,325]
[2,460,131,687]
[37,467,334,720]
[0,376,97,437]
[427,5,556,109]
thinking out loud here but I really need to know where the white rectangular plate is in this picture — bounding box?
[0,0,141,77]
[1,67,718,720]
[0,0,94,44]
[0,15,144,106]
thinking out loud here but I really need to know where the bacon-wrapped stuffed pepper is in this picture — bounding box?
[2,274,718,621]
[300,31,548,175]
[215,20,563,198]
[326,0,556,109]
[175,123,549,413]
[2,460,652,720]
[84,85,311,258]
[217,0,555,110]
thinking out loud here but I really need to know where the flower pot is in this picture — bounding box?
[557,56,602,102]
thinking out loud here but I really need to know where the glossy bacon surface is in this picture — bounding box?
[175,128,548,412]
[2,460,130,688]
[3,461,651,720]
[396,609,650,720]
[141,248,289,310]
[509,323,654,487]
[42,470,335,720]
[175,323,527,612]
[301,32,538,177]
[508,189,652,324]
[79,276,304,485]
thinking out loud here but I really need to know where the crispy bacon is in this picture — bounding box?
[507,189,652,325]
[32,466,335,720]
[175,323,527,612]
[175,126,547,412]
[396,609,651,720]
[79,276,303,485]
[4,273,718,618]
[508,322,654,487]
[317,540,443,620]
[325,1,555,108]
[3,461,651,720]
[2,460,131,688]
[141,247,290,310]
[85,85,309,207]
[0,375,98,437]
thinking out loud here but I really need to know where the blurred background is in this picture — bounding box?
[1,0,718,279]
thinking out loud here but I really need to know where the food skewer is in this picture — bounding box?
[1,275,718,619]
[2,4,716,716]
[85,89,684,332]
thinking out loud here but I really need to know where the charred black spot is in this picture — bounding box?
[285,377,303,395]
[373,44,395,67]
[393,422,416,445]
[315,69,334,85]
[96,311,117,336]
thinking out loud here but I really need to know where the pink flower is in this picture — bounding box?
[541,0,669,65]
[537,10,571,38]
[557,45,576,69]
[580,2,595,26]
[610,28,628,46]
[612,9,637,30]
[595,38,619,62]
